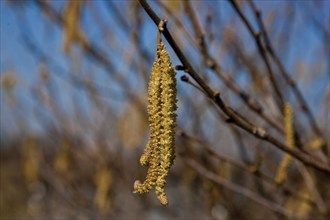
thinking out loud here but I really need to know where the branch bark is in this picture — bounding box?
[186,158,302,220]
[138,0,330,174]
[247,0,325,145]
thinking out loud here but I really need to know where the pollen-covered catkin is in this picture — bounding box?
[139,53,163,167]
[134,49,163,193]
[155,40,177,205]
[134,36,177,206]
[275,103,294,185]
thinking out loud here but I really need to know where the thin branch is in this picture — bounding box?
[295,161,327,214]
[155,0,197,49]
[178,130,316,207]
[179,74,207,96]
[248,0,325,144]
[34,0,115,74]
[138,0,330,174]
[228,0,285,113]
[182,0,284,134]
[183,1,207,58]
[186,158,302,220]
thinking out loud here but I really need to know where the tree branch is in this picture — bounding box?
[138,0,330,174]
[178,130,317,207]
[228,0,285,112]
[182,0,284,134]
[248,0,325,145]
[186,158,302,220]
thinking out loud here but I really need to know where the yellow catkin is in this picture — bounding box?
[134,40,164,193]
[94,165,112,213]
[155,40,177,205]
[134,36,177,206]
[54,140,70,175]
[284,185,312,218]
[308,138,324,150]
[23,137,40,184]
[275,103,294,185]
[62,1,88,53]
[1,71,17,107]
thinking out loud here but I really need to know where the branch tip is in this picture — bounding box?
[175,65,186,71]
[225,118,235,123]
[180,75,189,82]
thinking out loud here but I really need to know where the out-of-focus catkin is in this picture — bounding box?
[275,103,294,185]
[134,36,177,206]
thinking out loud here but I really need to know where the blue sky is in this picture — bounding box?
[1,0,329,139]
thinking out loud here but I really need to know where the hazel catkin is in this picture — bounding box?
[134,37,177,206]
[275,103,294,185]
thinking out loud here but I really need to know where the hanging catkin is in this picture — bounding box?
[134,24,177,206]
[275,103,294,185]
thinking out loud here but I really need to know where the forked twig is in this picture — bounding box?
[138,0,330,174]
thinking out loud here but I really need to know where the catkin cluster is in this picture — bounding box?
[134,38,177,206]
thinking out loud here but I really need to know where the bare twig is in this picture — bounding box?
[295,162,327,214]
[178,130,316,207]
[228,0,285,113]
[179,74,207,96]
[248,0,325,145]
[138,0,330,174]
[183,1,207,58]
[155,0,197,49]
[182,0,284,134]
[186,158,302,220]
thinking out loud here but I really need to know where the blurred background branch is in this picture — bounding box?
[1,0,329,219]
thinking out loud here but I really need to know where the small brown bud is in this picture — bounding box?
[175,65,186,71]
[180,75,189,82]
